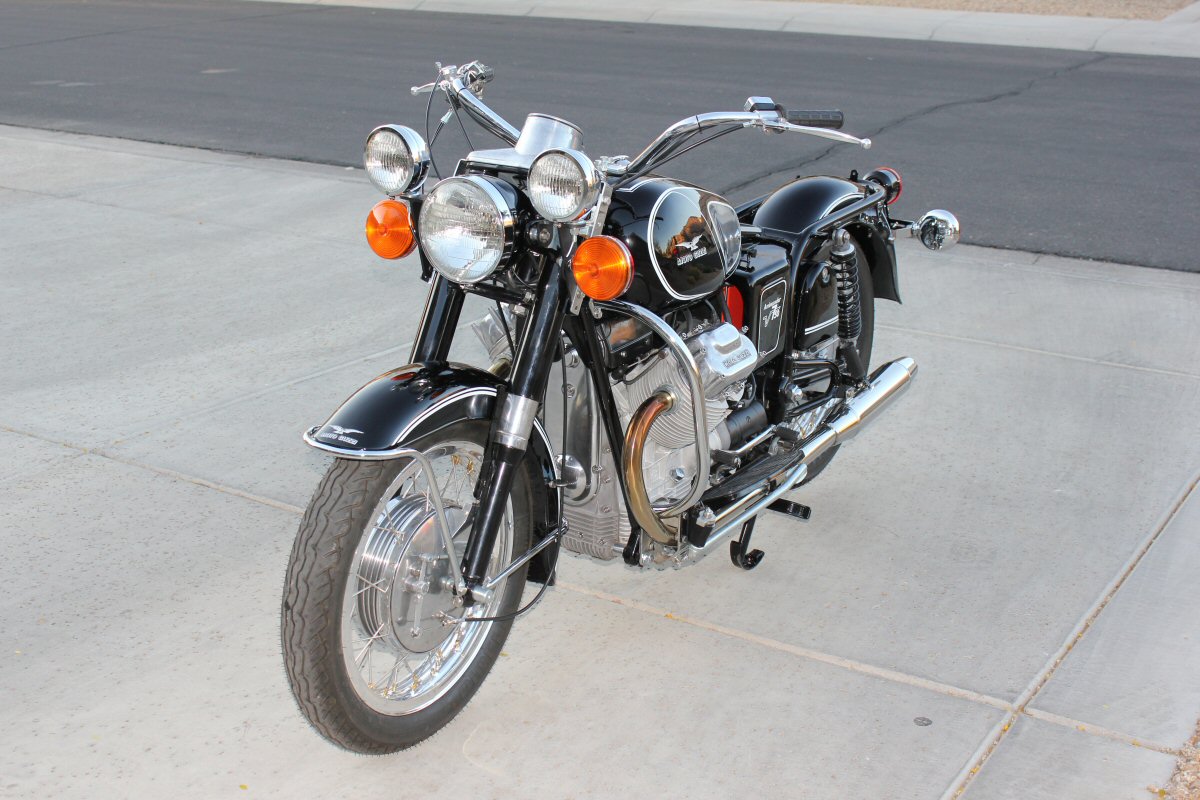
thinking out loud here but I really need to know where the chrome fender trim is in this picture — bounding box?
[303,385,557,472]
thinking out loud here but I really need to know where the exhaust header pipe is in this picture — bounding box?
[691,356,918,557]
[622,357,918,559]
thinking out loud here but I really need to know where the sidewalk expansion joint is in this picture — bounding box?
[940,469,1200,799]
[1,421,1190,764]
[554,580,1184,757]
[154,337,418,425]
[877,323,1200,380]
[117,313,485,441]
[0,423,305,515]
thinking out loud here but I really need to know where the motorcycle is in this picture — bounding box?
[281,61,960,753]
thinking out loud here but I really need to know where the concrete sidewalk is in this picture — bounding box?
[1,125,1199,798]
[242,0,1200,58]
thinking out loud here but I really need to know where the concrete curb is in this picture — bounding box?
[242,0,1200,58]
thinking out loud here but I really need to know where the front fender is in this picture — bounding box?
[304,361,561,583]
[752,176,900,303]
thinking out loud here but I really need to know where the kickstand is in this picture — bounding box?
[729,517,764,570]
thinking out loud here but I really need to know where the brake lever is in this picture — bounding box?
[758,112,872,149]
[411,61,457,97]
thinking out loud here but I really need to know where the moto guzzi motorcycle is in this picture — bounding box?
[281,61,960,753]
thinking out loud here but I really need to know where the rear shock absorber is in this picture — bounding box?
[830,228,865,380]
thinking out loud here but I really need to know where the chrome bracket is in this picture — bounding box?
[568,183,614,315]
[481,524,567,592]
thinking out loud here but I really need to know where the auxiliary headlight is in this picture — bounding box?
[363,125,430,196]
[418,176,517,284]
[528,148,600,222]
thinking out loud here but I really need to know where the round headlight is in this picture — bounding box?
[528,149,600,222]
[363,125,430,196]
[418,176,516,284]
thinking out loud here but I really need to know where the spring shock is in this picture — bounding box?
[830,228,865,379]
[830,229,861,339]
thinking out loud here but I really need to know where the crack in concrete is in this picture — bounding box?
[720,52,1110,197]
[0,423,306,514]
[940,470,1200,798]
[0,120,358,170]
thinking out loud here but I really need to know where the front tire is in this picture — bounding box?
[281,420,533,753]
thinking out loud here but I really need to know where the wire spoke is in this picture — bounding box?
[382,652,418,696]
[352,574,391,599]
[354,621,387,668]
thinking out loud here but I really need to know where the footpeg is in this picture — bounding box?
[767,499,811,520]
[729,519,764,570]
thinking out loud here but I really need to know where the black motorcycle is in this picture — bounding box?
[281,61,960,753]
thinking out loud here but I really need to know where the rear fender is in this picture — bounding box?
[751,175,900,303]
[304,361,561,584]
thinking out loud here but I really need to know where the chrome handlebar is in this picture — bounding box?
[411,62,520,145]
[617,106,871,177]
[411,64,870,176]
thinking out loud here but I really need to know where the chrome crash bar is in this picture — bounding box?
[596,299,711,515]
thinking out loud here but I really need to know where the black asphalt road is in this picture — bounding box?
[2,0,1198,270]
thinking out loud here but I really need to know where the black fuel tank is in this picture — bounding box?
[604,177,740,310]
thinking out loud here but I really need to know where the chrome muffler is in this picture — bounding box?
[688,356,918,558]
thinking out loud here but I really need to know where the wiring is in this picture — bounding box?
[643,124,741,175]
[453,100,476,152]
[495,301,516,357]
[424,83,440,180]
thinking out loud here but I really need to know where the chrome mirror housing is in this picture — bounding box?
[911,210,961,251]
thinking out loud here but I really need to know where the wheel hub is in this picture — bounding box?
[356,496,466,654]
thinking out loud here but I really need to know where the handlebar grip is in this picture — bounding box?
[785,109,844,130]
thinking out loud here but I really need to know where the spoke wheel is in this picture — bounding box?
[341,440,509,716]
[282,420,533,753]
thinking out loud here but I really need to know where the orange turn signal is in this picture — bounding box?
[365,199,416,259]
[573,235,634,301]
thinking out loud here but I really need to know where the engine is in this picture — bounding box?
[550,318,764,561]
[610,322,759,507]
[477,306,767,562]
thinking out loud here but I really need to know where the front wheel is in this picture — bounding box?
[281,420,532,753]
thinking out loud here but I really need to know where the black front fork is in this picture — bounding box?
[460,257,567,589]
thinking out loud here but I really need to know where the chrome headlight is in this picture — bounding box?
[528,148,600,222]
[418,176,516,284]
[364,125,430,196]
